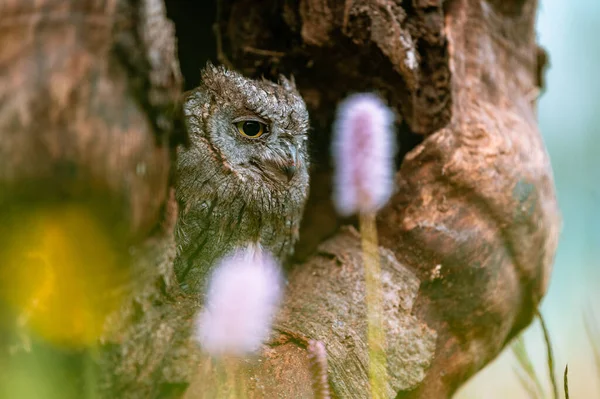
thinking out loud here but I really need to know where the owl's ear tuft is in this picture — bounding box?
[201,62,245,93]
[200,63,213,86]
[201,61,228,82]
[279,74,297,92]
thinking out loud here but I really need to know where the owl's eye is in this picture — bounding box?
[235,120,267,138]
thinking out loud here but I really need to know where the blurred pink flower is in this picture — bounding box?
[332,93,396,216]
[195,244,284,357]
[308,340,331,399]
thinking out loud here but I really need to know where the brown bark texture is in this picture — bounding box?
[0,0,560,398]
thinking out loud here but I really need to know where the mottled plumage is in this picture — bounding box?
[174,64,310,292]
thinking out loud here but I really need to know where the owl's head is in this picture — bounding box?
[181,64,310,189]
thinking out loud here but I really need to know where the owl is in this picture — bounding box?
[174,64,310,293]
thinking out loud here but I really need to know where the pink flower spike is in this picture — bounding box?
[332,93,396,216]
[195,244,284,357]
[308,340,331,399]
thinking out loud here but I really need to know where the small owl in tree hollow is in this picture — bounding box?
[174,64,310,293]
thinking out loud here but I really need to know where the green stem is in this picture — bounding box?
[223,356,247,399]
[537,310,558,399]
[359,211,388,399]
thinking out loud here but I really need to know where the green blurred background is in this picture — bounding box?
[457,0,600,397]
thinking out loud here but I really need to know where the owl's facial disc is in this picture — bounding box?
[223,112,303,184]
[188,64,309,187]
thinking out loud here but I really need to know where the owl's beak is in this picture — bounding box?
[254,143,300,183]
[282,164,297,181]
[282,144,300,181]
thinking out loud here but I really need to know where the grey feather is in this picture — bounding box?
[174,64,310,293]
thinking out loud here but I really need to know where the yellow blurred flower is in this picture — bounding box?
[0,204,129,347]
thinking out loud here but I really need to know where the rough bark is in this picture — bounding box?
[0,0,183,238]
[0,0,560,398]
[0,0,184,393]
[214,0,560,397]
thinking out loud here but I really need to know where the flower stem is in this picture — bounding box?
[359,211,388,399]
[224,357,247,399]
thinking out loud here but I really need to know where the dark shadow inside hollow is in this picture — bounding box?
[165,0,217,90]
[164,0,424,260]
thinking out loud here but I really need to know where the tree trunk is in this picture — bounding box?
[0,0,560,398]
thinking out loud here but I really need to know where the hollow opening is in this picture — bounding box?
[165,1,217,90]
[165,0,425,259]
